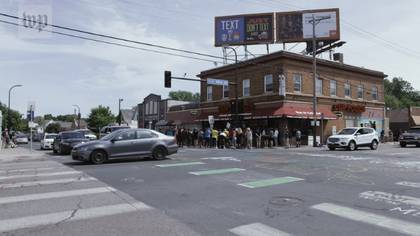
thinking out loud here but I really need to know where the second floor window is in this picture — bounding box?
[372,86,378,100]
[316,78,323,95]
[207,86,212,101]
[330,80,337,96]
[264,74,273,93]
[357,85,364,99]
[344,83,351,97]
[223,84,229,99]
[243,79,250,97]
[293,74,302,92]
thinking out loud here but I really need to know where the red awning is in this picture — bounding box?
[254,103,337,120]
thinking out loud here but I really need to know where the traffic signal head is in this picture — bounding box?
[164,71,171,88]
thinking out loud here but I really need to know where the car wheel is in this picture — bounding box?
[328,147,335,151]
[370,140,378,150]
[58,145,65,155]
[90,150,107,164]
[348,141,356,151]
[400,142,407,147]
[152,147,166,160]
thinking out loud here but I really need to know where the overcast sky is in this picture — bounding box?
[1,0,419,117]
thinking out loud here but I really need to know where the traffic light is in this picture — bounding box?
[164,71,171,88]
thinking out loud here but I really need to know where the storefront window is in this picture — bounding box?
[207,86,212,101]
[372,86,378,100]
[316,78,323,95]
[243,79,250,97]
[223,84,229,99]
[293,74,302,92]
[344,83,351,97]
[357,85,364,99]
[330,80,337,96]
[264,74,273,93]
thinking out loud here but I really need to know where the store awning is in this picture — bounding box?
[412,116,420,125]
[254,103,337,120]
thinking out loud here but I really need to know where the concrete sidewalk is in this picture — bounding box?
[0,147,47,163]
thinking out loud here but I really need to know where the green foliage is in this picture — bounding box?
[384,77,420,109]
[87,106,115,132]
[0,102,26,132]
[43,114,55,120]
[169,90,200,101]
[56,114,77,122]
[45,122,61,133]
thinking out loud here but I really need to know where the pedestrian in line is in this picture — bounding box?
[232,128,237,149]
[255,130,261,149]
[284,126,289,148]
[246,127,253,149]
[269,129,274,148]
[296,129,302,147]
[237,128,243,149]
[211,128,218,148]
[198,129,204,148]
[262,129,267,148]
[204,128,211,148]
[380,129,385,143]
[273,128,279,147]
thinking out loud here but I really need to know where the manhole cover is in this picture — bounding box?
[269,196,303,208]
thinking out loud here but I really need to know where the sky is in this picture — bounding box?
[0,0,419,118]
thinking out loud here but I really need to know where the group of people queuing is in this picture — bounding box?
[174,127,302,149]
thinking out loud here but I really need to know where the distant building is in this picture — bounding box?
[389,106,420,136]
[120,107,138,128]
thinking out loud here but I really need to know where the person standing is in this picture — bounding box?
[246,128,253,149]
[296,129,302,147]
[273,129,279,147]
[204,128,211,148]
[284,126,289,148]
[211,128,218,148]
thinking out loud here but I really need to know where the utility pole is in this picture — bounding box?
[310,14,330,147]
[224,46,239,129]
[7,84,23,133]
[118,98,124,125]
[73,104,81,129]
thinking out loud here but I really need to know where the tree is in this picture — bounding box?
[0,102,26,132]
[169,90,200,102]
[56,114,77,122]
[87,106,115,133]
[384,77,420,109]
[43,114,55,120]
[45,123,61,133]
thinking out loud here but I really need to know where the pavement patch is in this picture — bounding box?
[0,176,97,189]
[229,222,292,236]
[156,162,205,167]
[312,202,420,235]
[189,168,245,176]
[238,177,304,189]
[359,191,420,209]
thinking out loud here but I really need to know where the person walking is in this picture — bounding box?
[246,128,253,149]
[296,129,302,147]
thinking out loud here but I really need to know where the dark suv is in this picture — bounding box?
[53,131,89,155]
[399,126,420,147]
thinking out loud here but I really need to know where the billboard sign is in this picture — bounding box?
[215,13,274,46]
[207,78,229,86]
[276,8,340,43]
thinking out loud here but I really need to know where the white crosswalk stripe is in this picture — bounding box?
[0,202,152,232]
[312,203,420,236]
[0,170,81,180]
[0,187,116,205]
[0,167,66,174]
[230,223,292,236]
[359,191,420,208]
[0,176,97,189]
[396,181,420,189]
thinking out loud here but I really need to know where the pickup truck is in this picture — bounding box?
[399,126,420,147]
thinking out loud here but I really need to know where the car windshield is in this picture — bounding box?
[337,128,357,135]
[61,132,84,139]
[112,126,130,131]
[407,128,420,134]
[45,135,57,139]
[100,131,120,141]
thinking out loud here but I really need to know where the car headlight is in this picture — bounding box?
[79,146,89,151]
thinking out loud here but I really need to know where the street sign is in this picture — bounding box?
[207,78,228,86]
[28,121,37,128]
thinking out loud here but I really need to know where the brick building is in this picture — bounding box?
[197,51,386,145]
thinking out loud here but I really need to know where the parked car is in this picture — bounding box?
[53,131,89,155]
[15,133,29,144]
[72,128,178,164]
[74,129,97,140]
[327,127,379,151]
[31,133,43,142]
[99,125,130,138]
[40,133,58,150]
[399,126,420,147]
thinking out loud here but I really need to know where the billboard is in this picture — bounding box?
[276,8,340,43]
[215,13,274,46]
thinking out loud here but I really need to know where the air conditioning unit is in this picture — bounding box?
[333,53,344,63]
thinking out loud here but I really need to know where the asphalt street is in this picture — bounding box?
[3,142,420,236]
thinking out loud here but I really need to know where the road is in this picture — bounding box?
[2,142,420,235]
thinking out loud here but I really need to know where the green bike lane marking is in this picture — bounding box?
[189,168,245,176]
[156,162,205,168]
[238,176,304,188]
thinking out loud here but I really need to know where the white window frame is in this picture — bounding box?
[344,83,351,97]
[330,80,337,96]
[243,79,250,97]
[357,84,364,99]
[316,78,323,95]
[264,74,273,93]
[222,84,229,99]
[207,86,212,101]
[293,74,302,93]
[372,86,378,101]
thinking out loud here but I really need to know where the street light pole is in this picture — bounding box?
[7,84,23,133]
[310,14,330,147]
[118,98,124,125]
[73,104,81,129]
[224,46,239,129]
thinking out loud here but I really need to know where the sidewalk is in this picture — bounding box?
[0,147,47,163]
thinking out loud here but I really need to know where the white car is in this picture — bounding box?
[74,129,97,140]
[40,133,58,150]
[15,134,29,144]
[327,127,379,151]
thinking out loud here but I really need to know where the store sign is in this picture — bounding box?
[332,104,365,113]
[208,78,228,86]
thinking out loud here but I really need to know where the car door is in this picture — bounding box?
[363,128,374,144]
[53,135,61,151]
[354,129,365,145]
[135,130,158,155]
[108,130,138,157]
